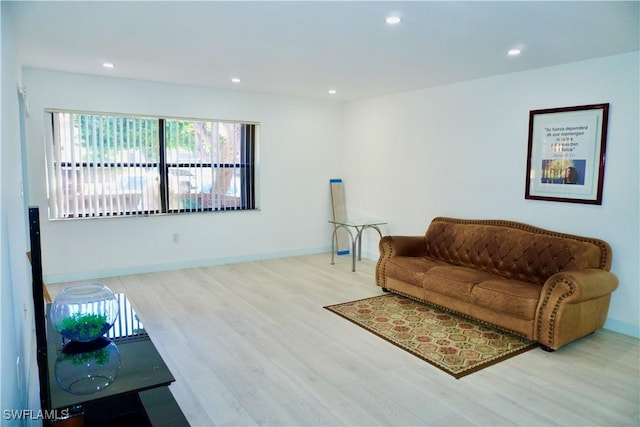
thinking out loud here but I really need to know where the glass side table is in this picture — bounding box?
[329,219,386,272]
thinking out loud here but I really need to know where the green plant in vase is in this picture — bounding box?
[57,312,110,341]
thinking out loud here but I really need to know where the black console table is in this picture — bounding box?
[45,294,189,426]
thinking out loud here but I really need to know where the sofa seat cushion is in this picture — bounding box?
[422,266,497,303]
[385,256,448,287]
[471,279,542,320]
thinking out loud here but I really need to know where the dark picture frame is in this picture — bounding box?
[525,103,609,205]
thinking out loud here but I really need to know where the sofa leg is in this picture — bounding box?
[540,345,555,352]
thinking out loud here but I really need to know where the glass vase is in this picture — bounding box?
[50,283,119,342]
[54,337,121,395]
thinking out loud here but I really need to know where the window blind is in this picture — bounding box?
[46,111,256,219]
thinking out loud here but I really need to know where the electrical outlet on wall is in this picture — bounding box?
[172,233,179,243]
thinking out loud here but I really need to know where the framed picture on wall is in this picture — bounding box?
[525,103,609,205]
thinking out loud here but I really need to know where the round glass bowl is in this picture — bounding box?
[50,283,119,342]
[55,337,121,395]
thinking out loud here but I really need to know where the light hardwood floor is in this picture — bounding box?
[50,254,640,426]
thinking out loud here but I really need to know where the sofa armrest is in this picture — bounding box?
[375,235,426,288]
[535,269,618,350]
[541,269,618,305]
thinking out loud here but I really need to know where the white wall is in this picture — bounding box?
[20,54,640,339]
[23,69,344,282]
[343,52,640,338]
[1,3,39,420]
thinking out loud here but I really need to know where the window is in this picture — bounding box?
[45,111,257,219]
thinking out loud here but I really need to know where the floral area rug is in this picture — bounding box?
[324,294,537,378]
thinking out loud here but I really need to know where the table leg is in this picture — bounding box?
[330,223,383,272]
[331,224,356,271]
[351,235,357,272]
[331,226,337,265]
[357,225,383,263]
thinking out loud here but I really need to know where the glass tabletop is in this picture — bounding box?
[329,219,386,227]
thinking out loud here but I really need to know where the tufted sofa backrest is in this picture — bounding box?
[424,217,612,285]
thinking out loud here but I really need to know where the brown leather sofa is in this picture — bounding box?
[375,217,618,351]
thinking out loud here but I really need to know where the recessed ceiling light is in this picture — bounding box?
[507,49,522,56]
[231,77,241,83]
[102,62,115,68]
[328,89,337,95]
[385,16,401,25]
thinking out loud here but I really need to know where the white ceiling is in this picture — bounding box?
[8,1,640,102]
